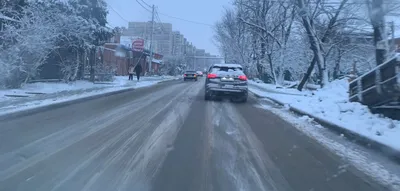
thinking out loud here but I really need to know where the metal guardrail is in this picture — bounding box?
[349,56,400,108]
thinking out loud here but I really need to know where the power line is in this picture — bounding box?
[106,23,115,28]
[154,7,166,33]
[134,1,213,27]
[157,11,213,27]
[108,4,129,23]
[139,0,152,9]
[135,0,152,12]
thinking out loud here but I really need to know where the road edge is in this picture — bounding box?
[250,90,400,163]
[0,79,179,121]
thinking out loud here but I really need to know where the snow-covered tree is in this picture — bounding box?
[0,0,113,88]
[59,0,112,82]
[213,0,378,90]
[0,2,61,87]
[363,0,400,65]
[214,8,252,70]
[160,56,187,76]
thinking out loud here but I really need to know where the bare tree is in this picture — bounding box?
[213,0,376,89]
[214,8,252,67]
[296,0,358,90]
[0,1,96,88]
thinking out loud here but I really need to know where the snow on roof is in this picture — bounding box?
[152,58,163,64]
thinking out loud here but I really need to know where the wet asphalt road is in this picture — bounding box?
[0,79,390,191]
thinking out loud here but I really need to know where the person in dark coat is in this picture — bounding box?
[134,64,143,81]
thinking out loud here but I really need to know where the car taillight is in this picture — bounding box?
[238,75,247,81]
[207,73,217,79]
[184,74,186,77]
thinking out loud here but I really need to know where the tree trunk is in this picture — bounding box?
[77,49,85,80]
[89,48,96,82]
[72,49,80,81]
[373,25,386,65]
[297,0,326,87]
[298,54,317,91]
[267,53,277,84]
[371,0,387,65]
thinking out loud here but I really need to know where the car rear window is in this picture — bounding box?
[185,71,196,74]
[210,66,242,73]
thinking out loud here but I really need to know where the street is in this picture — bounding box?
[0,79,390,191]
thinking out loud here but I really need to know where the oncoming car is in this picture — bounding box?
[183,71,197,81]
[204,64,248,102]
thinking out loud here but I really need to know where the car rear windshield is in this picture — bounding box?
[185,71,196,74]
[210,66,243,73]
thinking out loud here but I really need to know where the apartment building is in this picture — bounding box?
[124,21,173,56]
[172,31,184,56]
[182,38,188,55]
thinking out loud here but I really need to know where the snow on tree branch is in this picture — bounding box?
[214,0,376,88]
[0,0,112,88]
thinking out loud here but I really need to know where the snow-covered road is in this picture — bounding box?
[0,79,398,191]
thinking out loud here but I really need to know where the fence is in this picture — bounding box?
[349,56,400,108]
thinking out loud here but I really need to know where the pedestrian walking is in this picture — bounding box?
[135,64,143,81]
[128,65,134,80]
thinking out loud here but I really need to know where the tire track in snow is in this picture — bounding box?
[55,82,199,191]
[104,82,203,191]
[0,82,184,182]
[209,101,292,191]
[0,81,200,191]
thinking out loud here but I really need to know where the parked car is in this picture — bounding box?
[204,64,248,102]
[196,71,204,77]
[183,71,197,81]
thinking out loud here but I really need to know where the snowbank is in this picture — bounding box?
[0,76,179,98]
[249,79,400,151]
[0,76,179,116]
[0,81,107,99]
[248,81,309,96]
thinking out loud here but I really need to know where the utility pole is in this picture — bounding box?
[390,21,395,57]
[148,5,155,74]
[203,52,206,70]
[371,0,386,65]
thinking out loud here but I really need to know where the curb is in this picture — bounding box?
[0,79,179,121]
[251,90,400,163]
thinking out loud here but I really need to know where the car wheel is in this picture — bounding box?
[204,93,211,101]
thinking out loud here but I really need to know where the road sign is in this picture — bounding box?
[132,38,145,52]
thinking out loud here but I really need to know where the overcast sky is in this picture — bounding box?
[105,0,231,55]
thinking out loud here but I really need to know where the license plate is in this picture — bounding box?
[221,77,234,81]
[223,85,234,88]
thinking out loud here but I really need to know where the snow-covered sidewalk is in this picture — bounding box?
[248,80,400,152]
[0,75,179,116]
